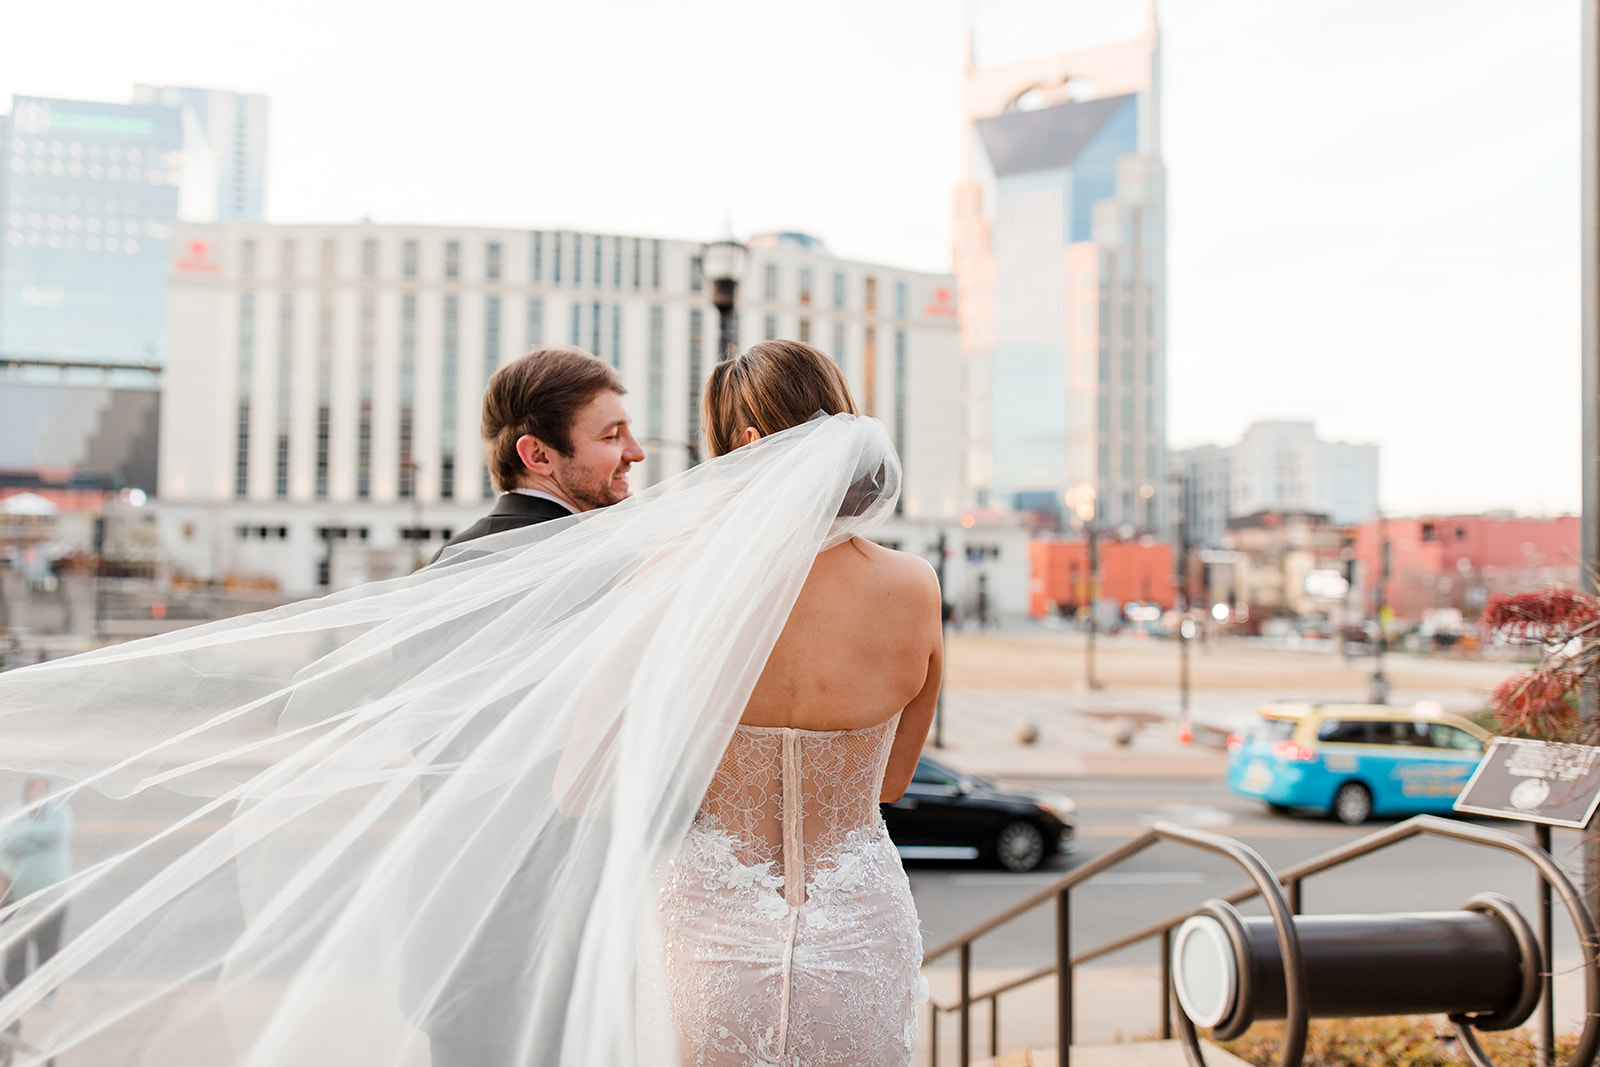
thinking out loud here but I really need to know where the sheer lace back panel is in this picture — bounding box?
[697,713,899,906]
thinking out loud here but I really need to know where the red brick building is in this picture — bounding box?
[1351,514,1579,623]
[1029,539,1175,618]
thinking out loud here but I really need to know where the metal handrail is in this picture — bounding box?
[922,821,1308,1067]
[919,814,1600,1067]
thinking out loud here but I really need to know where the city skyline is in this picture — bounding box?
[0,0,1581,517]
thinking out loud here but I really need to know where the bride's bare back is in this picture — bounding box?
[738,535,942,801]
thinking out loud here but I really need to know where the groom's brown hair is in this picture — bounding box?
[482,346,625,492]
[703,340,857,457]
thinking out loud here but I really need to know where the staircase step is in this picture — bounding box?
[973,1039,1254,1067]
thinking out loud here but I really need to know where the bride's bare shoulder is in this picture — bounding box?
[818,537,939,600]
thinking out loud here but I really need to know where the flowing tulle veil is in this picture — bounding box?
[0,412,901,1066]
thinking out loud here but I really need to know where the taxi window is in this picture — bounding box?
[912,760,962,787]
[1431,725,1485,752]
[1374,720,1432,746]
[1316,719,1374,744]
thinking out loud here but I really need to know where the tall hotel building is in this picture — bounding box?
[954,8,1166,531]
[157,224,962,593]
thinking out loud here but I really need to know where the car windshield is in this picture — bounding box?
[911,760,964,787]
[1251,718,1296,743]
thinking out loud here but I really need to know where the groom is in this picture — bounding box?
[422,345,643,1067]
[439,344,645,554]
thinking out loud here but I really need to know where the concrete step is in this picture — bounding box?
[974,1040,1254,1067]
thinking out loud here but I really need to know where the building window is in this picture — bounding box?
[361,238,378,278]
[315,295,334,500]
[240,239,257,278]
[610,304,622,369]
[893,330,907,516]
[763,314,777,341]
[832,322,845,365]
[445,240,460,280]
[591,299,602,359]
[319,238,337,277]
[832,271,845,309]
[864,276,877,312]
[234,293,254,498]
[570,302,582,346]
[485,241,502,281]
[1122,396,1134,432]
[593,234,603,286]
[863,326,876,416]
[651,239,661,290]
[688,308,704,464]
[553,232,563,284]
[894,280,907,319]
[632,238,641,289]
[531,231,543,283]
[648,306,664,480]
[403,239,418,279]
[275,294,294,499]
[799,267,812,305]
[399,294,417,500]
[358,294,375,499]
[613,235,623,288]
[483,294,502,498]
[280,239,296,278]
[574,233,584,288]
[798,317,811,343]
[441,295,460,500]
[526,296,544,346]
[689,256,703,293]
[763,263,777,300]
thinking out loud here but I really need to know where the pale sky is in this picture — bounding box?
[1,0,1581,517]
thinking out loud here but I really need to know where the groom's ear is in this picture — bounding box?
[515,434,556,477]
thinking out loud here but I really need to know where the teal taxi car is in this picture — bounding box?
[1225,703,1491,824]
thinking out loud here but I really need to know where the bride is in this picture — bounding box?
[0,340,940,1066]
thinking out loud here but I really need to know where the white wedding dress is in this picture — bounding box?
[660,714,923,1066]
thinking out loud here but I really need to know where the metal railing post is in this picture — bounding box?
[959,942,972,1067]
[990,995,1000,1057]
[1288,877,1302,915]
[1057,887,1073,1067]
[1160,926,1173,1039]
[1537,823,1555,1067]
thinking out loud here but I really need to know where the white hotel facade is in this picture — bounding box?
[156,222,963,594]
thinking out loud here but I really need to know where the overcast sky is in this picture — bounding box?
[1,1,1581,517]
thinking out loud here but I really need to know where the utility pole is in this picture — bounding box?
[1369,513,1390,705]
[1174,469,1192,741]
[1085,524,1102,690]
[1580,0,1600,928]
[933,529,949,748]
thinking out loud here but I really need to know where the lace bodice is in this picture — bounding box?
[696,714,899,907]
[660,711,923,1065]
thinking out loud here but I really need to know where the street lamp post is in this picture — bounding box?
[1370,512,1390,704]
[699,236,749,363]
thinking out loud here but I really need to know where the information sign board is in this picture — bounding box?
[1454,738,1600,829]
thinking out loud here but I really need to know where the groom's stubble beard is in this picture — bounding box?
[551,459,633,511]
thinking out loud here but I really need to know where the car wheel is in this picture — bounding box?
[1331,782,1372,826]
[991,821,1047,873]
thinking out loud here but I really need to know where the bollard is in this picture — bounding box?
[1172,893,1541,1043]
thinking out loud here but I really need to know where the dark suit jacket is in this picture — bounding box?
[440,492,574,554]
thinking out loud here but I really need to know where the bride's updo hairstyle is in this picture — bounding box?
[703,340,857,457]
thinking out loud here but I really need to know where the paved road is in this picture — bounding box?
[906,776,1590,970]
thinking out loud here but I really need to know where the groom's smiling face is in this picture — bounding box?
[539,390,646,511]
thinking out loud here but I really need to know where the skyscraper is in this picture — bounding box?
[1,95,185,374]
[133,85,269,222]
[954,6,1166,532]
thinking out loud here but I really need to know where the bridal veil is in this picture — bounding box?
[0,412,901,1066]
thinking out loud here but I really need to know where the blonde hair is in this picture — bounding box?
[702,340,858,457]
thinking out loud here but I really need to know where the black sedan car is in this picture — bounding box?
[880,754,1077,872]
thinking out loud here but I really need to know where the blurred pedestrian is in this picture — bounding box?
[0,776,72,1001]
